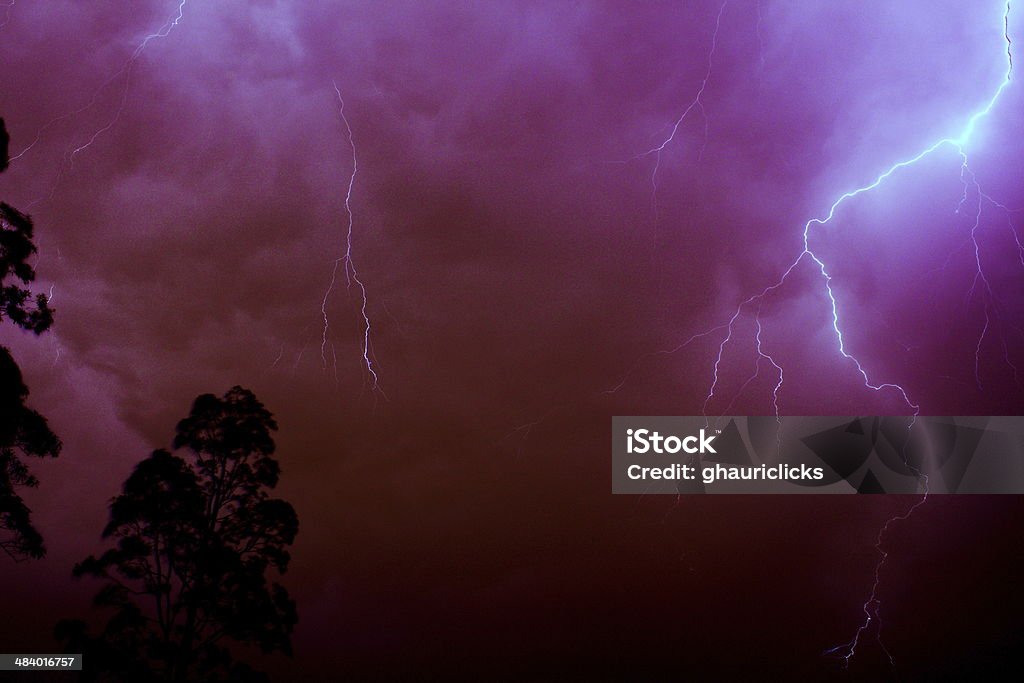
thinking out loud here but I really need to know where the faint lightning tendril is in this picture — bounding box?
[0,1,14,30]
[67,0,188,164]
[754,315,783,420]
[270,343,285,369]
[825,476,931,668]
[11,0,188,168]
[635,0,728,209]
[321,82,383,396]
[958,162,1024,388]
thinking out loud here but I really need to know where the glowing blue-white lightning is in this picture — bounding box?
[699,2,1013,421]
[749,1,1015,669]
[320,83,383,396]
[630,1,1015,671]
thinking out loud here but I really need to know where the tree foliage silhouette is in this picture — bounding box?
[59,387,299,682]
[0,116,60,560]
[1,119,53,335]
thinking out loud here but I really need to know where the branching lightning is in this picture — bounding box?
[68,0,188,165]
[634,0,728,213]
[11,0,188,172]
[694,3,1013,421]
[824,484,931,668]
[668,0,1014,670]
[627,0,1017,671]
[320,83,383,396]
[3,1,188,377]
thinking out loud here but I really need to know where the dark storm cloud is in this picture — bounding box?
[1,1,1023,677]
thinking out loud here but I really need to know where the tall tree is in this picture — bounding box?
[0,116,60,560]
[60,387,299,682]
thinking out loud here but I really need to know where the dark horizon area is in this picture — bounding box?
[2,1,1023,680]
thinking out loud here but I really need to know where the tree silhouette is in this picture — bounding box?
[0,348,61,559]
[59,387,299,682]
[0,116,60,560]
[1,119,54,335]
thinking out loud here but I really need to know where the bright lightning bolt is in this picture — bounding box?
[697,2,1013,422]
[693,0,1013,668]
[320,83,383,396]
[629,0,1017,671]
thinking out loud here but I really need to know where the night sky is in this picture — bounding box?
[2,1,1023,679]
